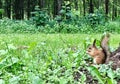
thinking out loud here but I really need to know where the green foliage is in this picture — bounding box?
[85,12,105,26]
[31,6,49,26]
[88,65,118,84]
[0,16,120,34]
[56,4,81,25]
[87,66,105,84]
[0,18,36,33]
[0,3,120,34]
[37,20,120,34]
[0,9,4,14]
[104,21,120,33]
[0,34,120,83]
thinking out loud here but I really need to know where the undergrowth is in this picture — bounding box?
[0,34,120,84]
[0,18,120,34]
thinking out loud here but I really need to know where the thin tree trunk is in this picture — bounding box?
[58,0,62,14]
[83,0,85,16]
[0,0,2,19]
[27,0,36,19]
[20,0,24,19]
[27,0,30,19]
[53,0,62,17]
[105,0,109,20]
[5,0,11,19]
[66,1,71,20]
[13,0,18,19]
[97,0,99,9]
[38,0,45,9]
[118,0,120,15]
[13,0,24,20]
[53,0,57,17]
[89,0,94,13]
[74,0,78,10]
[112,0,117,20]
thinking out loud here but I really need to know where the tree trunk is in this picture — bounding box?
[74,0,78,10]
[27,0,36,19]
[83,0,85,16]
[105,0,109,20]
[13,0,24,20]
[27,0,30,19]
[53,0,62,17]
[66,1,71,20]
[0,0,2,19]
[112,0,117,20]
[96,0,100,9]
[118,0,120,16]
[20,0,24,19]
[4,0,11,19]
[89,0,94,13]
[38,0,45,9]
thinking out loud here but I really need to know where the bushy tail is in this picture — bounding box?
[100,33,111,62]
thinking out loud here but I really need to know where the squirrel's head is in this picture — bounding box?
[86,39,99,57]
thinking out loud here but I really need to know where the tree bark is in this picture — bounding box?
[83,0,85,16]
[118,0,120,16]
[105,0,109,20]
[53,0,62,17]
[4,0,11,19]
[38,0,45,9]
[89,0,94,13]
[112,0,117,20]
[66,1,71,20]
[13,0,24,20]
[27,0,36,19]
[0,0,2,19]
[27,0,30,19]
[74,0,78,10]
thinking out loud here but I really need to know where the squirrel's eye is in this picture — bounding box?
[89,47,91,49]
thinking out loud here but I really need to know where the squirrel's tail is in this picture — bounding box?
[100,33,111,62]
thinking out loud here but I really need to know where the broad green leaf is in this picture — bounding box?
[0,79,5,84]
[9,76,20,84]
[0,50,8,55]
[59,78,67,84]
[106,78,113,84]
[87,66,105,84]
[32,76,45,84]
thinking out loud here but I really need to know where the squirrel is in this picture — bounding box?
[86,33,111,64]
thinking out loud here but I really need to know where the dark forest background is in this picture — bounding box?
[0,0,119,20]
[0,0,120,33]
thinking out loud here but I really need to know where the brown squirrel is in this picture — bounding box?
[86,33,111,64]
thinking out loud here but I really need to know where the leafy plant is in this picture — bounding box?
[0,34,120,83]
[31,6,49,26]
[85,12,105,26]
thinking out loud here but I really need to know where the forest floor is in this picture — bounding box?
[0,33,120,83]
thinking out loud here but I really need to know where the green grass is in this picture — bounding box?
[0,33,119,48]
[0,33,120,84]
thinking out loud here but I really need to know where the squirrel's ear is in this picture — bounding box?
[93,39,96,46]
